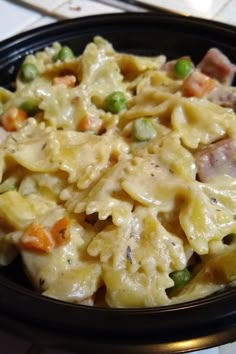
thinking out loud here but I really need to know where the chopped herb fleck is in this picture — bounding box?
[126,245,132,264]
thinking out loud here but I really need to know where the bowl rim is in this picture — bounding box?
[1,11,236,66]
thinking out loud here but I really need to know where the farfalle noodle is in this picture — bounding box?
[0,36,236,307]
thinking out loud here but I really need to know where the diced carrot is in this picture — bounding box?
[53,75,76,87]
[182,70,216,98]
[78,115,102,133]
[50,216,70,246]
[1,107,27,131]
[20,222,54,253]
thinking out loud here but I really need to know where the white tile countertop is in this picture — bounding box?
[1,0,236,41]
[1,1,236,354]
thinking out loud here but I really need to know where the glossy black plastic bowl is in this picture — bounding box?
[1,13,236,354]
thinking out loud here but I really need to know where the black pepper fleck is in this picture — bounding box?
[126,245,133,264]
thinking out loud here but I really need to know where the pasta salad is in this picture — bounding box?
[0,37,236,307]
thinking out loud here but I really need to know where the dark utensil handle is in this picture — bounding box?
[93,0,174,13]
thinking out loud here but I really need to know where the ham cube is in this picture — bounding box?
[195,138,236,182]
[207,86,236,110]
[197,48,236,85]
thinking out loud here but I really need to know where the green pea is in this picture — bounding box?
[21,63,39,82]
[0,102,3,115]
[57,46,75,62]
[170,268,192,288]
[174,58,192,79]
[105,91,127,114]
[132,118,156,141]
[19,99,39,116]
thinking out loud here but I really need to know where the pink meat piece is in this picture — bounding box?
[197,48,236,85]
[195,138,236,182]
[207,86,236,109]
[161,56,192,76]
[161,59,176,73]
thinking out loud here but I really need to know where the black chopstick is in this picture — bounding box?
[93,0,176,14]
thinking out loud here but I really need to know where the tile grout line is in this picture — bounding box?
[213,0,232,19]
[50,0,88,20]
[14,0,65,19]
[20,16,54,33]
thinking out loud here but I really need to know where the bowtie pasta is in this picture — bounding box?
[0,37,236,307]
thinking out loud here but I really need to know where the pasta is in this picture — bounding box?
[0,36,236,308]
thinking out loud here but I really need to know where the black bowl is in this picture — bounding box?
[1,12,236,354]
